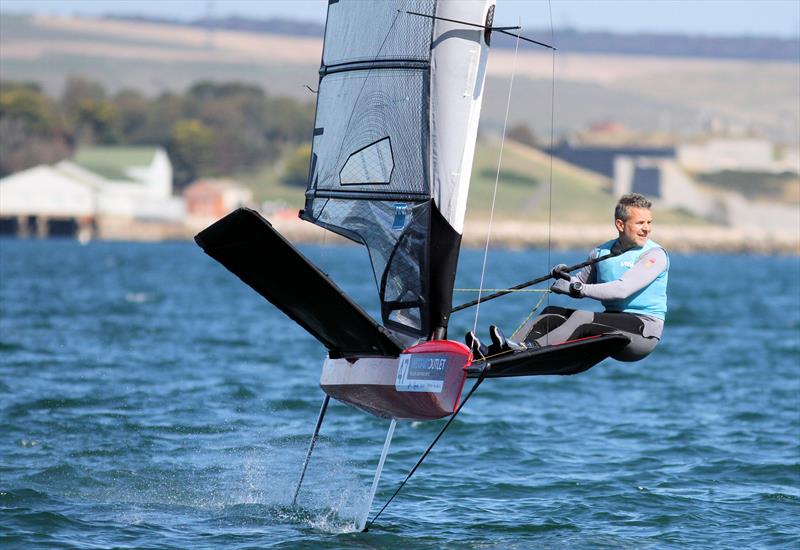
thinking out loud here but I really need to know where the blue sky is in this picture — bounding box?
[2,0,799,38]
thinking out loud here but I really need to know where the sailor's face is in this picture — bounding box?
[616,207,652,248]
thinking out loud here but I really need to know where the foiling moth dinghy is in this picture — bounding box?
[195,0,629,529]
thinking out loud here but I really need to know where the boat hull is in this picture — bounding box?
[320,340,471,420]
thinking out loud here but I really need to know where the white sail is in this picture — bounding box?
[430,0,493,234]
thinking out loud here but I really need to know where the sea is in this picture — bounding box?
[1,238,798,549]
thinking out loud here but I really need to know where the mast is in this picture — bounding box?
[300,0,494,340]
[427,1,493,338]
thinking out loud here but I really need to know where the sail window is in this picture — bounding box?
[339,137,394,186]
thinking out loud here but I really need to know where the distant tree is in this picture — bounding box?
[0,82,58,132]
[113,89,149,143]
[265,96,315,143]
[139,92,187,145]
[59,76,120,144]
[73,99,121,144]
[282,142,312,187]
[0,78,316,179]
[60,76,106,114]
[188,81,265,102]
[0,118,70,177]
[199,95,270,171]
[169,118,213,187]
[506,123,538,148]
[0,82,70,175]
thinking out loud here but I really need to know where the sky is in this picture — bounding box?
[1,0,799,38]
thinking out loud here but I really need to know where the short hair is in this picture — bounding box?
[615,193,652,222]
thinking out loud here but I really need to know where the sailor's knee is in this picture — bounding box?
[571,310,595,323]
[612,336,659,362]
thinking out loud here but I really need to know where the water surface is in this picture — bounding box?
[1,239,798,548]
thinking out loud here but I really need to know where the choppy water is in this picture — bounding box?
[1,238,798,548]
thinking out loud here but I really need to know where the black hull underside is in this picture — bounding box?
[469,334,631,378]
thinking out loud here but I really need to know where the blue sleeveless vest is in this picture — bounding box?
[594,239,668,320]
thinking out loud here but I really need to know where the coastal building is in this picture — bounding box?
[0,146,184,239]
[0,164,97,237]
[547,142,676,179]
[677,138,791,174]
[613,155,799,231]
[183,178,252,228]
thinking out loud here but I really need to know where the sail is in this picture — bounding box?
[301,0,493,338]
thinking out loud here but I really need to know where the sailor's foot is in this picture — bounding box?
[488,325,527,354]
[465,331,489,359]
[488,325,508,355]
[521,339,541,350]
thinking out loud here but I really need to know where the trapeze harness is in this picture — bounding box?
[520,239,669,362]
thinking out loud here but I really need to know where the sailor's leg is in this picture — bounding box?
[531,309,596,347]
[611,334,659,361]
[292,394,330,506]
[515,306,574,342]
[591,311,659,362]
[359,418,397,531]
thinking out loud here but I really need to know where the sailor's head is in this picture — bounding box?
[614,193,652,248]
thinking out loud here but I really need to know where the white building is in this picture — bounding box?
[0,165,96,218]
[677,138,780,173]
[0,146,184,237]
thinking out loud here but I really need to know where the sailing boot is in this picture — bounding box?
[489,325,528,354]
[465,331,489,359]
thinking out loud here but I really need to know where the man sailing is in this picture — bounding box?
[469,193,668,362]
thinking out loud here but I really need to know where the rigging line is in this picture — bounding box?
[454,288,549,293]
[365,366,489,531]
[511,290,550,339]
[402,9,520,31]
[450,247,627,313]
[401,10,556,50]
[471,21,522,336]
[495,29,556,50]
[545,0,557,320]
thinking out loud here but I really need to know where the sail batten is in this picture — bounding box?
[303,0,494,338]
[320,60,430,75]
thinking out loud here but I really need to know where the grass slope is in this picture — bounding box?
[239,139,710,226]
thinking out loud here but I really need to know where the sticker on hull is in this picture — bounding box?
[395,353,448,393]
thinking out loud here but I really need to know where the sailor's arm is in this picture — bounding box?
[578,248,667,301]
[573,250,598,284]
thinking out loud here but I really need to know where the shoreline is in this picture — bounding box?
[260,217,800,255]
[6,217,797,255]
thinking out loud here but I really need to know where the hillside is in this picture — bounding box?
[240,138,708,227]
[118,15,800,62]
[1,14,797,143]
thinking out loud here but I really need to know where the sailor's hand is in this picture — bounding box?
[550,279,571,295]
[550,279,584,298]
[551,263,570,280]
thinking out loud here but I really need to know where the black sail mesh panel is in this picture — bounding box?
[323,1,434,66]
[310,69,428,197]
[303,0,439,338]
[308,198,431,335]
[380,201,431,332]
